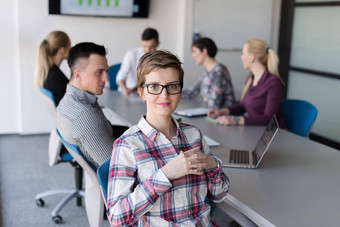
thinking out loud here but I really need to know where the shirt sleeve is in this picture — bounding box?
[116,50,134,83]
[72,109,113,169]
[207,67,235,109]
[244,78,283,125]
[229,102,246,115]
[107,138,172,227]
[201,133,229,203]
[181,76,202,99]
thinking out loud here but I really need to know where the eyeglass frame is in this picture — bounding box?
[142,83,183,95]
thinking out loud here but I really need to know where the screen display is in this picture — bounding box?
[49,0,149,18]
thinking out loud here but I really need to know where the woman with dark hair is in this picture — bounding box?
[181,37,235,108]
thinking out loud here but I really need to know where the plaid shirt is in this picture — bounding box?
[107,117,229,226]
[181,63,235,109]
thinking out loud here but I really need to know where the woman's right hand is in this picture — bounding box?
[208,108,230,118]
[208,109,221,118]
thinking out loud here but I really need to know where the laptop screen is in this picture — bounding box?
[253,115,279,166]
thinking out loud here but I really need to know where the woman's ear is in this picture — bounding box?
[251,54,256,63]
[137,87,145,103]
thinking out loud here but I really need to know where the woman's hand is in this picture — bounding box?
[216,115,235,126]
[208,109,221,118]
[161,147,218,180]
[216,115,244,126]
[208,108,230,118]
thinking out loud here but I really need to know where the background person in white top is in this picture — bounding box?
[116,27,160,96]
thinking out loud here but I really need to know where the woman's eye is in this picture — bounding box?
[150,84,159,90]
[169,85,178,89]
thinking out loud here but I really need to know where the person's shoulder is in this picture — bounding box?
[215,63,230,74]
[265,72,283,87]
[57,93,91,121]
[179,122,200,132]
[126,47,142,55]
[113,125,144,147]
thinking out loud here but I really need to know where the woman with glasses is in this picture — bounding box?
[181,37,235,108]
[208,38,285,127]
[107,50,229,226]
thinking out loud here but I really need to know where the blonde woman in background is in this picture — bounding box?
[208,38,285,128]
[35,31,71,105]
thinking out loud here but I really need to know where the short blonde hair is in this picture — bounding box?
[137,50,184,88]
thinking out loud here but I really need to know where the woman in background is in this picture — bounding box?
[181,37,235,108]
[35,31,70,105]
[208,38,285,127]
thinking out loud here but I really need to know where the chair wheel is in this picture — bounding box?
[36,199,45,207]
[52,215,63,224]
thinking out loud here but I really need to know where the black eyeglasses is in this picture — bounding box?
[143,83,182,95]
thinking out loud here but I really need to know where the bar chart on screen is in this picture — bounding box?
[61,0,134,17]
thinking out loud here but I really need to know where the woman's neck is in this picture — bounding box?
[146,114,177,140]
[53,54,64,67]
[203,57,217,72]
[250,63,266,86]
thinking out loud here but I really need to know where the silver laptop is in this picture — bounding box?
[212,115,279,168]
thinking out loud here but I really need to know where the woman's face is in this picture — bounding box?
[191,46,206,65]
[240,43,253,70]
[62,43,71,60]
[140,67,181,119]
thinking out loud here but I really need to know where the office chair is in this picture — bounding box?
[97,158,111,208]
[56,129,105,227]
[282,99,318,137]
[35,86,84,224]
[107,63,121,90]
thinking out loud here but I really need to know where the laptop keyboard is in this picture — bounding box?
[230,149,250,164]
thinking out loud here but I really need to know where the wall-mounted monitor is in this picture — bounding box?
[49,0,149,18]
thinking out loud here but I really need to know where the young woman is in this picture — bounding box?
[208,38,285,127]
[107,50,229,226]
[181,37,235,108]
[35,31,70,105]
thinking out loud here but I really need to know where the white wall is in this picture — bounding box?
[0,0,188,134]
[1,0,280,134]
[0,0,20,134]
[183,0,282,100]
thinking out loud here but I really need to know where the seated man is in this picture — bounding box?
[116,27,159,96]
[56,42,127,169]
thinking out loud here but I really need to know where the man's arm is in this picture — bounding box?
[72,110,114,168]
[116,50,135,96]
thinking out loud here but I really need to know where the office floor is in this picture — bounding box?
[0,134,232,227]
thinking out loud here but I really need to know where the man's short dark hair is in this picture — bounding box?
[141,28,159,42]
[68,42,107,77]
[192,37,218,58]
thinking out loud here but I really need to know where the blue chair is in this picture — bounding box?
[108,63,121,90]
[97,158,111,207]
[282,99,318,137]
[56,129,105,227]
[35,87,84,224]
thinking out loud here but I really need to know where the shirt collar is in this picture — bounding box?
[66,84,98,105]
[137,116,183,142]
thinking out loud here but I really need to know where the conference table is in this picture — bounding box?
[99,89,340,227]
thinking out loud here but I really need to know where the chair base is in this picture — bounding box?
[35,188,85,224]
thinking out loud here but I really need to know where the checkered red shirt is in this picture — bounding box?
[107,117,229,226]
